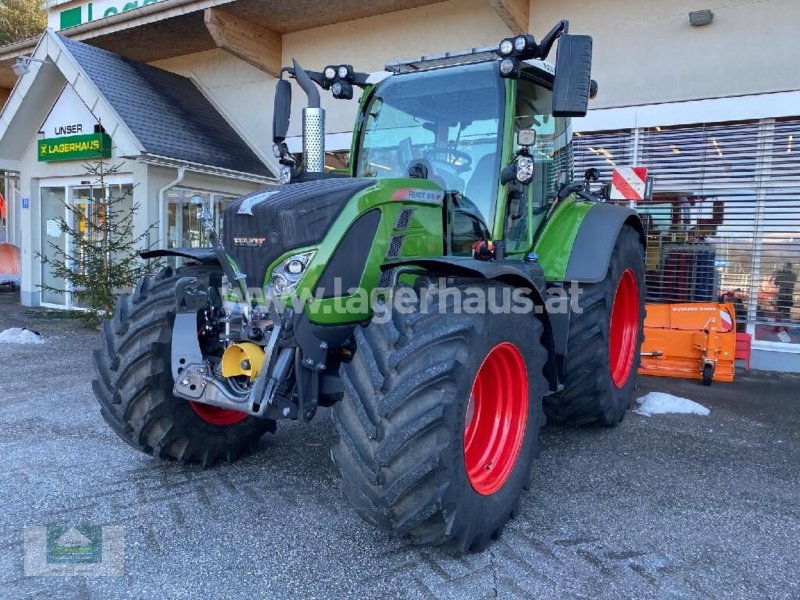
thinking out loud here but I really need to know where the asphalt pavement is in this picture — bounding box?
[1,291,798,599]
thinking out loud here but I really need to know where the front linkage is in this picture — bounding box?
[170,271,332,425]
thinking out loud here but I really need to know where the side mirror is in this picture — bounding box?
[273,79,292,143]
[552,34,593,117]
[584,167,600,183]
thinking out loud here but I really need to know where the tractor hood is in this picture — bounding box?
[223,178,376,289]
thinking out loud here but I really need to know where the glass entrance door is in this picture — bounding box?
[41,187,67,305]
[39,180,132,308]
[69,186,105,309]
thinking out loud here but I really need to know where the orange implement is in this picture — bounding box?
[638,302,737,385]
[0,243,21,287]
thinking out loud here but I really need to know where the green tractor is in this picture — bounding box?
[93,20,645,552]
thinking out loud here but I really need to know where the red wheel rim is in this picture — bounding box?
[609,269,640,388]
[463,342,528,496]
[189,402,248,426]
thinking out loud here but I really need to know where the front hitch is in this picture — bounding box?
[170,276,296,418]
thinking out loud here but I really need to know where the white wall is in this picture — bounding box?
[152,0,800,141]
[152,48,276,166]
[281,0,511,138]
[531,0,800,109]
[153,0,512,149]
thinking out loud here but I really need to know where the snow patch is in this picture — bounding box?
[0,327,44,345]
[635,392,710,417]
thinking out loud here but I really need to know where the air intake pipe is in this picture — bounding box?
[292,59,325,173]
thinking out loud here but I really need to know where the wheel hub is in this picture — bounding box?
[609,268,640,388]
[189,402,249,426]
[463,342,528,496]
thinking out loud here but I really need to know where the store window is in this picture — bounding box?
[639,121,759,311]
[166,189,235,257]
[753,118,800,344]
[575,118,800,346]
[573,129,634,183]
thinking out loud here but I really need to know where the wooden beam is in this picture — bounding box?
[489,0,529,35]
[0,88,10,109]
[204,8,282,77]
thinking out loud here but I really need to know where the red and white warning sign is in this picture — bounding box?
[610,166,648,201]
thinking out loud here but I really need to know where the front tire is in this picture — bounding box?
[331,282,547,551]
[544,225,645,426]
[92,265,274,466]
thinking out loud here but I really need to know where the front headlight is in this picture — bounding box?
[516,156,534,183]
[269,251,316,296]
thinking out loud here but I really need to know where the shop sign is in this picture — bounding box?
[50,0,165,30]
[38,133,112,162]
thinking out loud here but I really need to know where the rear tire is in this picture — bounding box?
[544,225,645,426]
[331,282,547,551]
[92,265,274,466]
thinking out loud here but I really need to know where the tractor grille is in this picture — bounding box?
[386,235,405,258]
[395,208,415,230]
[378,268,395,288]
[222,178,374,288]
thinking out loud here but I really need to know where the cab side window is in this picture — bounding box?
[505,75,573,254]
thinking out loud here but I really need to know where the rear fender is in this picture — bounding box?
[565,203,645,284]
[534,197,645,284]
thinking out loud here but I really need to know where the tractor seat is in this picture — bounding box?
[464,154,497,219]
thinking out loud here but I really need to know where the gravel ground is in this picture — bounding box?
[1,290,799,599]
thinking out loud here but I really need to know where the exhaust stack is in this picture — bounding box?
[302,108,325,173]
[293,60,325,173]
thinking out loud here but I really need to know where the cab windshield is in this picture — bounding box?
[356,61,505,227]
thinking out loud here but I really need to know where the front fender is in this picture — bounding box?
[140,247,219,265]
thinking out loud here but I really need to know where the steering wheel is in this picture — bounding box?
[424,148,473,173]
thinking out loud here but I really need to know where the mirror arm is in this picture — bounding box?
[537,19,569,59]
[292,59,321,108]
[500,163,518,185]
[352,73,370,88]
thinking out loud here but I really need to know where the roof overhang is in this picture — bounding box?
[0,30,144,163]
[2,0,455,89]
[0,158,19,171]
[138,154,276,184]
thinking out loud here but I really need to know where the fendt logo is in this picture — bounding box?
[232,237,266,248]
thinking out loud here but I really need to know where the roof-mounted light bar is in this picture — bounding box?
[385,46,499,74]
[385,20,569,78]
[497,20,570,79]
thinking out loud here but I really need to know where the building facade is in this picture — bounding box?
[0,0,798,370]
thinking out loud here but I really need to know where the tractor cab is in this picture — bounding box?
[271,20,593,259]
[352,59,574,256]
